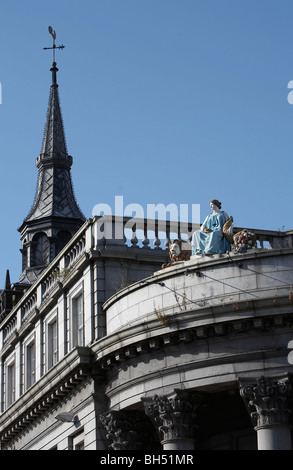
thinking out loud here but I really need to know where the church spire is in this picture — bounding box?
[39,61,68,160]
[18,28,86,284]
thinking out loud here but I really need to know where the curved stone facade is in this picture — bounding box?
[99,248,293,449]
[105,248,293,335]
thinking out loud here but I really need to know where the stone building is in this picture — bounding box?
[0,56,293,451]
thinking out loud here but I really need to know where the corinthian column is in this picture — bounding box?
[240,376,292,450]
[141,389,205,450]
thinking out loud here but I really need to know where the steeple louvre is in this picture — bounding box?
[18,46,86,284]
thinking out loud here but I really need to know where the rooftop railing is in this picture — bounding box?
[0,215,292,343]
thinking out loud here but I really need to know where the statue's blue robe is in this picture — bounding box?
[192,211,231,255]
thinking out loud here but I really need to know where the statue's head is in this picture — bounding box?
[210,199,221,209]
[169,240,181,257]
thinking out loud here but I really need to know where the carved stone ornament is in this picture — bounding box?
[232,229,257,253]
[99,410,152,451]
[162,239,192,269]
[240,376,292,429]
[141,389,205,442]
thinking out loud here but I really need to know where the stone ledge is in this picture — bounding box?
[93,311,293,372]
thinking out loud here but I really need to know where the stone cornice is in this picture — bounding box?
[92,310,293,372]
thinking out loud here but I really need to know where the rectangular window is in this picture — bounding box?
[6,361,15,407]
[70,430,85,450]
[74,440,84,450]
[26,341,35,389]
[48,319,58,369]
[72,294,84,347]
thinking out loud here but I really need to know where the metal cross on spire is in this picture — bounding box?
[43,26,65,63]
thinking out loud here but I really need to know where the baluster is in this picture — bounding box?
[164,222,171,249]
[154,221,161,250]
[188,222,193,244]
[165,234,171,249]
[142,234,150,248]
[142,221,150,249]
[131,224,138,248]
[164,237,170,249]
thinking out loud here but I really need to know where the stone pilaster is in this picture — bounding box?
[240,375,292,450]
[99,410,153,450]
[141,389,206,450]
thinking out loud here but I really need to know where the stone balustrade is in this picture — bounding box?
[21,292,38,323]
[0,216,292,347]
[93,215,292,251]
[2,314,17,345]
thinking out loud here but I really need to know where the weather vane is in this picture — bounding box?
[43,26,65,62]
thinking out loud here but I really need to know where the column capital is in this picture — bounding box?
[240,375,292,429]
[141,388,206,443]
[99,410,152,450]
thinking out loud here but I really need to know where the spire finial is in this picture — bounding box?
[43,26,65,62]
[4,269,11,290]
[43,26,65,84]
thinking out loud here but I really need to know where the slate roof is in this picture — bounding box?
[23,64,86,224]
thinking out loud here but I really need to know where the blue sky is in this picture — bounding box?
[0,0,293,283]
